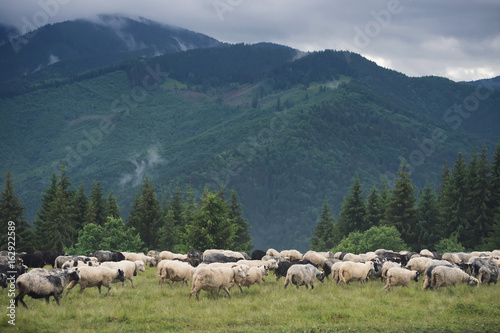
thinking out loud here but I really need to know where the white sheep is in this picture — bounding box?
[15,269,80,309]
[157,260,195,287]
[284,264,324,290]
[384,267,419,291]
[62,259,101,269]
[419,249,434,258]
[341,253,364,263]
[428,266,478,289]
[189,265,247,300]
[330,261,349,283]
[122,252,157,267]
[65,266,125,296]
[338,261,375,289]
[237,259,278,270]
[441,252,462,264]
[405,257,432,274]
[381,261,401,281]
[302,251,328,267]
[101,260,145,287]
[239,266,268,288]
[159,250,188,261]
[266,248,281,257]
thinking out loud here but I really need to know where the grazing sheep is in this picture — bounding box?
[441,252,462,264]
[322,259,341,280]
[237,259,278,270]
[15,269,80,309]
[158,250,188,262]
[0,264,28,283]
[266,248,281,257]
[384,267,419,291]
[302,251,328,267]
[239,266,268,288]
[65,266,124,296]
[406,257,432,274]
[428,266,478,289]
[381,261,401,281]
[478,265,499,284]
[122,252,157,267]
[338,261,375,289]
[157,260,195,287]
[251,249,266,261]
[420,249,434,258]
[92,250,125,263]
[101,260,145,287]
[275,261,293,281]
[62,259,100,269]
[342,253,365,263]
[189,265,247,300]
[284,264,324,290]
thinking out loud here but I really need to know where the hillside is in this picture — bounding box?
[1,19,499,252]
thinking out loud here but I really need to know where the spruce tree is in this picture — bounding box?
[90,181,107,227]
[416,179,440,250]
[386,159,418,250]
[228,189,252,253]
[448,153,469,246]
[127,177,162,249]
[33,172,58,250]
[157,207,177,251]
[184,189,235,251]
[378,178,391,226]
[0,172,33,252]
[337,177,367,239]
[73,182,88,232]
[106,191,121,219]
[46,184,75,252]
[310,199,336,251]
[366,186,383,228]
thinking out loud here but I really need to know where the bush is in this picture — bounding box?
[332,225,407,253]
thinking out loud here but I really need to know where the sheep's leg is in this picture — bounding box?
[211,290,216,300]
[129,278,134,288]
[54,295,61,306]
[311,283,314,290]
[65,280,77,297]
[284,278,290,289]
[96,285,101,294]
[45,296,50,304]
[16,294,28,309]
[105,285,111,296]
[221,286,231,298]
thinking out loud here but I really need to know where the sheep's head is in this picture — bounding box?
[316,271,325,283]
[414,271,420,282]
[468,276,479,286]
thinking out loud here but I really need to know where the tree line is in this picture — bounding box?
[0,165,252,254]
[311,143,500,253]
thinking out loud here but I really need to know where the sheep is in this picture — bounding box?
[237,259,278,270]
[384,267,420,291]
[428,266,479,289]
[92,250,125,263]
[202,249,245,261]
[189,265,247,300]
[157,260,195,287]
[101,260,145,287]
[122,252,157,267]
[65,266,125,296]
[284,264,324,290]
[338,261,375,288]
[279,250,303,261]
[158,250,188,261]
[441,252,462,264]
[61,259,100,269]
[478,265,499,284]
[420,249,435,258]
[381,261,401,281]
[15,269,80,309]
[405,257,432,274]
[302,251,328,267]
[266,248,281,257]
[1,273,8,288]
[322,259,341,280]
[330,261,349,283]
[239,266,268,288]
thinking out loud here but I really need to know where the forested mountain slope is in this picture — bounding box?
[1,21,499,251]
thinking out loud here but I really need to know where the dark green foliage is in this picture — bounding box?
[310,199,336,251]
[33,173,58,250]
[90,181,107,227]
[416,180,441,250]
[0,172,33,252]
[68,217,143,255]
[73,183,88,232]
[337,177,367,239]
[106,191,121,219]
[386,159,418,250]
[365,186,383,229]
[332,226,407,254]
[228,190,253,253]
[46,184,75,252]
[184,189,236,251]
[127,177,162,250]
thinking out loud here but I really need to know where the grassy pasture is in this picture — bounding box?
[1,265,499,332]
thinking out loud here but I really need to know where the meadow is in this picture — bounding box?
[1,265,499,332]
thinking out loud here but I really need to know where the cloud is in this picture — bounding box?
[0,0,499,81]
[119,144,166,188]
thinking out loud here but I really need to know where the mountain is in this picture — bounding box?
[1,18,499,252]
[0,15,221,93]
[462,75,500,91]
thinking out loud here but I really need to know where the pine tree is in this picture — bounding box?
[106,191,121,219]
[46,184,75,252]
[184,189,235,251]
[33,172,58,250]
[90,181,107,227]
[310,199,336,251]
[448,153,469,246]
[228,189,252,253]
[386,159,418,250]
[487,141,500,248]
[86,202,97,225]
[337,177,367,239]
[127,177,162,249]
[0,172,33,252]
[366,186,383,228]
[467,145,493,249]
[416,179,440,250]
[378,178,391,226]
[157,207,177,251]
[73,182,88,232]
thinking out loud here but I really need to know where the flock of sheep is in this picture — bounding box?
[1,247,499,308]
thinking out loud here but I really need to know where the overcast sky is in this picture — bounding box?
[1,0,499,81]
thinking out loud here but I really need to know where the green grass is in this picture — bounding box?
[1,266,499,332]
